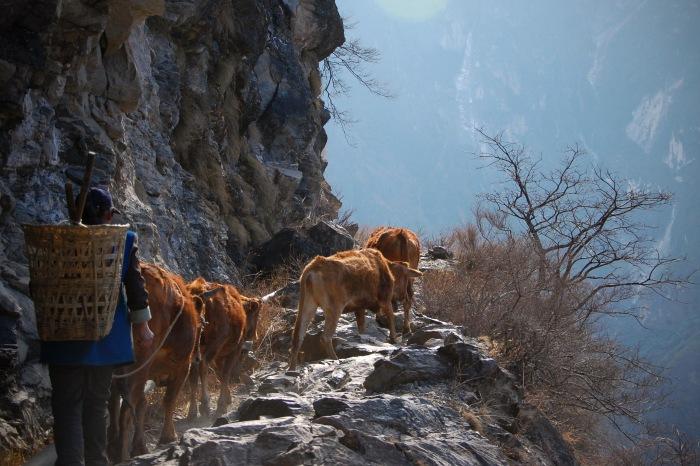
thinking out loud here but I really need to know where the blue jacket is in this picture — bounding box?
[41,231,150,366]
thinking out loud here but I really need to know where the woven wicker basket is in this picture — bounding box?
[22,224,130,341]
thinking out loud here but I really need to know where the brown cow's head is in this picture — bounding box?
[241,297,262,342]
[387,260,422,299]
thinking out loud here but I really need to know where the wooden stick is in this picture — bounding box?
[74,147,96,224]
[65,181,76,222]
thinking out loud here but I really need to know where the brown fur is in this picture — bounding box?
[288,248,422,370]
[185,278,261,418]
[364,227,421,333]
[108,263,202,461]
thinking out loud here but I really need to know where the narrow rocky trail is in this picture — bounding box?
[121,256,577,466]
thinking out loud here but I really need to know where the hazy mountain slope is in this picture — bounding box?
[325,0,700,437]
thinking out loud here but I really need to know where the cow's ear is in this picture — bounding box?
[201,286,225,300]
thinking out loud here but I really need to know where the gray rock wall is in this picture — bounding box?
[0,0,343,455]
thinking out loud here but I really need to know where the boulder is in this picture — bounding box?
[438,342,500,380]
[256,372,299,396]
[406,325,464,346]
[236,394,313,421]
[518,405,578,465]
[426,245,452,260]
[314,395,509,466]
[325,368,350,389]
[439,343,523,421]
[363,346,452,392]
[126,417,367,466]
[312,397,350,417]
[249,221,354,274]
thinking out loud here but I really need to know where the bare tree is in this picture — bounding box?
[420,130,691,450]
[476,128,684,324]
[470,129,692,438]
[600,427,700,465]
[321,20,393,141]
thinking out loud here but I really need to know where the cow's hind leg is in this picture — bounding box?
[381,300,397,344]
[186,360,200,420]
[159,372,188,445]
[131,394,148,457]
[289,286,317,370]
[402,280,414,334]
[198,343,220,417]
[215,353,240,416]
[353,307,366,334]
[199,357,212,417]
[321,307,340,360]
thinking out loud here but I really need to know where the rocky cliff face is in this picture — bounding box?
[0,0,343,455]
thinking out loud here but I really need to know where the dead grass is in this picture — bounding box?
[353,225,374,246]
[241,262,298,365]
[0,450,26,466]
[457,408,484,434]
[418,223,678,462]
[252,305,288,364]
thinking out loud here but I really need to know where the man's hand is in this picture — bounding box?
[134,322,154,350]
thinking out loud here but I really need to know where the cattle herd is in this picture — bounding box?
[107,226,422,461]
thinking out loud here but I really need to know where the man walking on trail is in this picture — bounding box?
[40,187,154,466]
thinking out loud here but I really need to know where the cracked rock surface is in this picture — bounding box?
[122,258,578,466]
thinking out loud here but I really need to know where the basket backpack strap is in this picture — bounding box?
[121,231,137,282]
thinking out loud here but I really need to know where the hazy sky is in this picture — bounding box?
[324,0,700,436]
[326,0,699,234]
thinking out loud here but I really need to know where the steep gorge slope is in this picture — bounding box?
[0,0,342,454]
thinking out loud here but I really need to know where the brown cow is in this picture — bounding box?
[289,248,422,370]
[109,263,203,461]
[365,227,421,333]
[185,278,261,418]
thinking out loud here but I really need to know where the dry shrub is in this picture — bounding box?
[420,228,454,251]
[251,304,288,364]
[0,450,26,466]
[420,223,665,458]
[588,428,700,466]
[353,225,374,246]
[458,408,484,434]
[241,258,302,364]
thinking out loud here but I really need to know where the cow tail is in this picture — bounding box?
[291,270,315,352]
[398,231,409,265]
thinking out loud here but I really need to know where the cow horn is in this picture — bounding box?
[200,286,225,299]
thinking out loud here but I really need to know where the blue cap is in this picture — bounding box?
[80,187,121,222]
